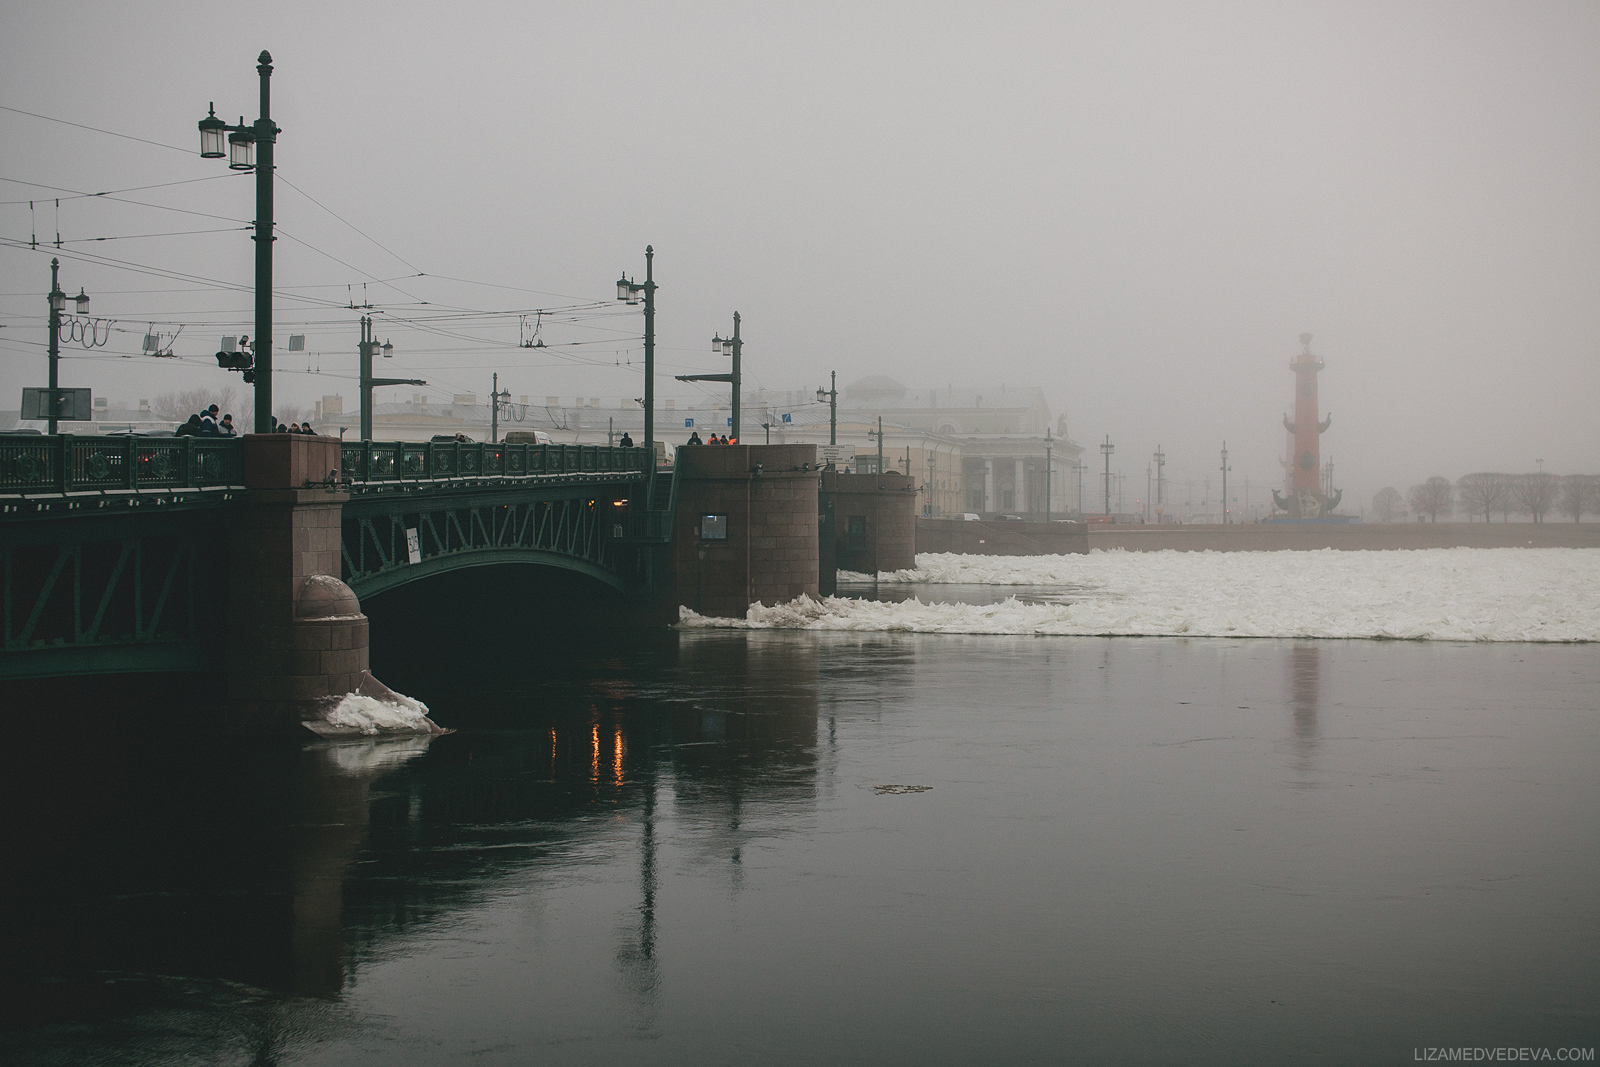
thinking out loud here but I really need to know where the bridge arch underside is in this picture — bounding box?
[341,484,645,604]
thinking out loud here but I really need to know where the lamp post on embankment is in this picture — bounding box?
[1101,435,1114,515]
[198,52,278,434]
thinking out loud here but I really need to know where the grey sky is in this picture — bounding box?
[3,1,1596,505]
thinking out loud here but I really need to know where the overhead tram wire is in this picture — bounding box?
[0,105,193,154]
[0,171,249,205]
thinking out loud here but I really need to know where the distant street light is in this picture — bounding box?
[1152,445,1166,521]
[1220,441,1232,524]
[1100,435,1114,515]
[615,246,657,459]
[197,51,279,434]
[816,372,838,447]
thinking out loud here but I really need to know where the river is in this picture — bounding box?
[3,575,1597,1064]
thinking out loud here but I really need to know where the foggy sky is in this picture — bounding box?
[3,1,1597,507]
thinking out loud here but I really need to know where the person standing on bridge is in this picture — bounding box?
[220,414,237,437]
[686,431,702,446]
[619,432,634,448]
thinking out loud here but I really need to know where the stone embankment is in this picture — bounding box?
[915,518,1600,555]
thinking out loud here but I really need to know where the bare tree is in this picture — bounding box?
[1512,472,1560,524]
[275,405,311,429]
[1457,472,1513,523]
[152,387,238,423]
[1407,477,1452,522]
[1372,486,1407,523]
[1560,474,1600,522]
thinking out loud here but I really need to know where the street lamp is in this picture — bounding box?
[198,52,279,435]
[359,316,423,441]
[1100,435,1114,515]
[44,258,90,434]
[615,246,657,460]
[675,312,742,442]
[1044,428,1053,523]
[1220,441,1232,523]
[815,371,837,447]
[1152,445,1166,522]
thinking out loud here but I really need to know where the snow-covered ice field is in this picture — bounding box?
[680,548,1600,642]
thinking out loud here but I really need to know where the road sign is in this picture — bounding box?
[685,418,694,428]
[818,445,855,465]
[781,413,791,423]
[21,387,92,421]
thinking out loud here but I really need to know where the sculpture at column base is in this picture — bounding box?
[1272,486,1343,519]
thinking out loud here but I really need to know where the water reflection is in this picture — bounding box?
[1287,641,1322,783]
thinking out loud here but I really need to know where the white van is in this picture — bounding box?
[502,430,553,445]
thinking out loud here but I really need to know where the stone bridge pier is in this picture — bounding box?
[226,434,389,732]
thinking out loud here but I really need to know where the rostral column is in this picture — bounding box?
[1272,333,1341,518]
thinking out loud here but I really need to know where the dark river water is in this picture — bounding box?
[3,615,1597,1064]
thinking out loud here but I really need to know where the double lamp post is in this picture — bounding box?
[197,51,278,434]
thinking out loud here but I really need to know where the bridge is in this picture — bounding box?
[0,432,883,731]
[1,433,665,701]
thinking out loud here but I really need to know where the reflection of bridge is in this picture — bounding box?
[0,433,668,698]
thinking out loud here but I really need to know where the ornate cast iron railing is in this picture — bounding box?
[340,441,650,486]
[0,434,245,496]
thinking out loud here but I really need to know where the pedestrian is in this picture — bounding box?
[175,414,202,436]
[220,414,237,437]
[300,422,315,435]
[687,431,702,446]
[198,405,219,436]
[619,431,634,448]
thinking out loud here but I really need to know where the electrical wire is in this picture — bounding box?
[0,105,192,155]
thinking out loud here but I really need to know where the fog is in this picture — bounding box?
[3,1,1596,505]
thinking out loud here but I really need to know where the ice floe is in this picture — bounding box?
[683,548,1600,642]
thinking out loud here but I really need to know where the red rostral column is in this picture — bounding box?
[1289,332,1324,491]
[1273,333,1339,518]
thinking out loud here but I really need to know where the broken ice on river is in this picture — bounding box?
[680,548,1600,643]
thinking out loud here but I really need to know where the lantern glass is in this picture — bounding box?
[616,278,631,302]
[816,388,827,403]
[74,288,89,315]
[198,106,227,158]
[712,334,722,354]
[228,129,254,170]
[49,290,65,314]
[381,342,394,358]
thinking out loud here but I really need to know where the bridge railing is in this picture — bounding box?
[340,440,651,485]
[0,433,245,496]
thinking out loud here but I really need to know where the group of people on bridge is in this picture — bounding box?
[174,405,237,438]
[684,432,735,446]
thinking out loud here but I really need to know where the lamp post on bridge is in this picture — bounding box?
[198,51,279,435]
[675,312,742,441]
[44,258,90,435]
[358,316,423,442]
[615,246,657,460]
